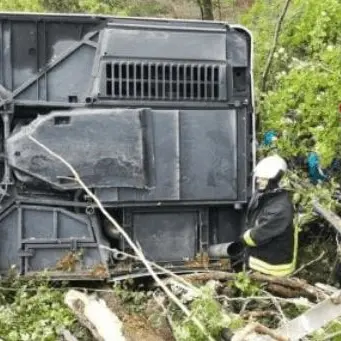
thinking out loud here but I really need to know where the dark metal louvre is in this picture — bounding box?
[104,61,220,100]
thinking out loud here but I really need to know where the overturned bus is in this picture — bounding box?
[0,12,254,280]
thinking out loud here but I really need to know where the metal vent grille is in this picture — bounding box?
[104,61,221,100]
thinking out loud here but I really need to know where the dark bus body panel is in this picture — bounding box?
[0,12,253,279]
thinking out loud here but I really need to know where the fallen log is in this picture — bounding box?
[64,289,126,341]
[181,271,327,300]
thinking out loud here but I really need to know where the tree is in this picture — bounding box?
[197,0,214,20]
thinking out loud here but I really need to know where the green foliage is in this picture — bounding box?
[228,271,260,297]
[0,286,74,340]
[0,0,170,16]
[310,320,341,341]
[0,0,43,11]
[172,285,232,341]
[0,272,90,341]
[281,171,341,231]
[112,282,150,313]
[243,0,341,170]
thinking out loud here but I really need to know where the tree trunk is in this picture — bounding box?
[65,290,126,341]
[197,0,214,20]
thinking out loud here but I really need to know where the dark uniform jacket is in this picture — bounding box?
[242,188,297,277]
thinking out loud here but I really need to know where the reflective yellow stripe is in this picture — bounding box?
[249,256,295,277]
[243,230,256,247]
[292,217,299,273]
[249,256,294,271]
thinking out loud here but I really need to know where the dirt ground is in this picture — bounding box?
[100,291,175,341]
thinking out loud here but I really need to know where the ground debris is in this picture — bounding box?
[100,291,175,341]
[56,251,83,272]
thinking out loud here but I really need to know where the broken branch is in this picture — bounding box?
[182,271,327,300]
[261,0,292,91]
[232,322,289,341]
[64,289,126,341]
[291,250,325,276]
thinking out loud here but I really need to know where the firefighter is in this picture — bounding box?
[239,154,297,277]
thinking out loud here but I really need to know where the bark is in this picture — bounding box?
[261,0,292,91]
[182,271,327,300]
[197,0,214,20]
[65,290,126,341]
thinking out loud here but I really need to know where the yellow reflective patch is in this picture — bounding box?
[243,230,256,247]
[249,256,295,277]
[293,217,299,271]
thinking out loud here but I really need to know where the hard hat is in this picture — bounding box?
[254,155,287,179]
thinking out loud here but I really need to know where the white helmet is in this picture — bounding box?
[254,155,287,179]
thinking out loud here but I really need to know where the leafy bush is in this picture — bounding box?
[172,285,234,341]
[243,0,341,169]
[0,272,90,341]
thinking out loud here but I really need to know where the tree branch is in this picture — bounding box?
[291,250,325,276]
[181,271,328,300]
[261,0,292,92]
[28,135,215,341]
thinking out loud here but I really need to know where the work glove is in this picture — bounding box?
[228,239,245,258]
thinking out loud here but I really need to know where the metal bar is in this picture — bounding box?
[176,64,180,100]
[119,62,122,97]
[0,20,3,86]
[169,63,173,100]
[134,63,137,98]
[3,20,12,91]
[162,64,166,99]
[18,205,25,274]
[91,99,240,108]
[155,63,159,99]
[148,63,151,99]
[53,209,58,239]
[1,113,11,184]
[106,22,226,33]
[15,195,248,208]
[140,63,145,99]
[126,61,129,98]
[35,20,39,100]
[22,238,95,244]
[210,66,212,99]
[111,63,114,96]
[43,20,48,101]
[183,65,187,100]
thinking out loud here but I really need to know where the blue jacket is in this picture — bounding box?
[263,130,278,146]
[307,152,328,184]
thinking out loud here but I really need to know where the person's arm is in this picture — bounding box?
[242,200,293,247]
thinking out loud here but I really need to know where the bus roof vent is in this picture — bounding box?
[102,61,222,101]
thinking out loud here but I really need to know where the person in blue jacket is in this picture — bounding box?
[306,152,328,185]
[261,130,330,185]
[263,130,278,147]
